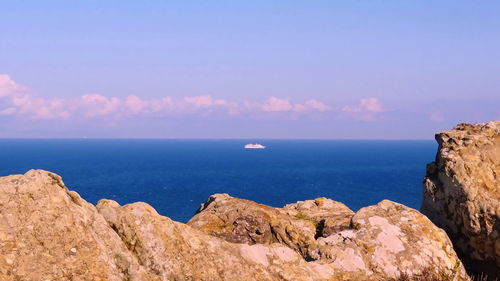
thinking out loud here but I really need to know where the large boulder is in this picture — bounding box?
[189,194,469,280]
[96,199,332,281]
[421,121,500,277]
[282,197,355,238]
[187,194,353,258]
[0,170,158,281]
[309,200,467,279]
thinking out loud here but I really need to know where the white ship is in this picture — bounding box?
[244,143,266,149]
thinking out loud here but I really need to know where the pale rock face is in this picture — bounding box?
[310,200,468,280]
[187,194,327,257]
[190,194,469,280]
[0,170,157,281]
[283,197,355,237]
[96,199,330,281]
[421,121,500,277]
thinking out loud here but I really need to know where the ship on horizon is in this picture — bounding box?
[244,143,266,149]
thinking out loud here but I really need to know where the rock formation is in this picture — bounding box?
[422,121,500,278]
[95,199,330,281]
[0,169,158,281]
[187,194,353,257]
[1,169,470,280]
[190,194,469,280]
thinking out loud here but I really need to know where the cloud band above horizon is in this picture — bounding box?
[0,74,383,121]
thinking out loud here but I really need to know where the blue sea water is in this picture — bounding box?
[0,139,436,222]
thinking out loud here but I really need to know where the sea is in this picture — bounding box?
[0,139,437,222]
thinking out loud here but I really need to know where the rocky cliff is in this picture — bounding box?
[0,170,469,281]
[421,121,500,278]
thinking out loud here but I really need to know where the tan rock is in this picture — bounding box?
[187,193,323,257]
[188,194,355,259]
[190,194,469,280]
[0,169,471,281]
[96,199,330,281]
[0,170,158,281]
[421,121,500,277]
[310,200,468,280]
[283,197,354,237]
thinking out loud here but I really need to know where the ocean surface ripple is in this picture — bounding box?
[0,139,436,222]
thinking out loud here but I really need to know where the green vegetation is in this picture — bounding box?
[293,212,315,222]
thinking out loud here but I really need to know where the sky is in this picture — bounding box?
[1,1,499,139]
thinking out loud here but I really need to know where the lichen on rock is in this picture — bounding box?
[190,194,469,280]
[0,170,158,281]
[421,121,500,278]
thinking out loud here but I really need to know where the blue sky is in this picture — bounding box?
[0,1,499,138]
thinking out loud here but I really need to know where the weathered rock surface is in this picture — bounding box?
[96,199,331,281]
[190,194,469,280]
[421,121,500,277]
[310,200,466,279]
[0,169,470,280]
[0,170,329,281]
[187,194,353,257]
[283,197,355,238]
[0,170,158,281]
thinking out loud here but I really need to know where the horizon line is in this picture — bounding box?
[0,137,435,141]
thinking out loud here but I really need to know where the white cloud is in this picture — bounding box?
[305,99,330,111]
[343,98,383,113]
[261,97,293,112]
[10,94,69,119]
[149,96,176,113]
[80,94,121,117]
[259,97,330,113]
[125,95,148,114]
[0,75,24,98]
[0,74,335,120]
[342,98,384,121]
[184,95,214,108]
